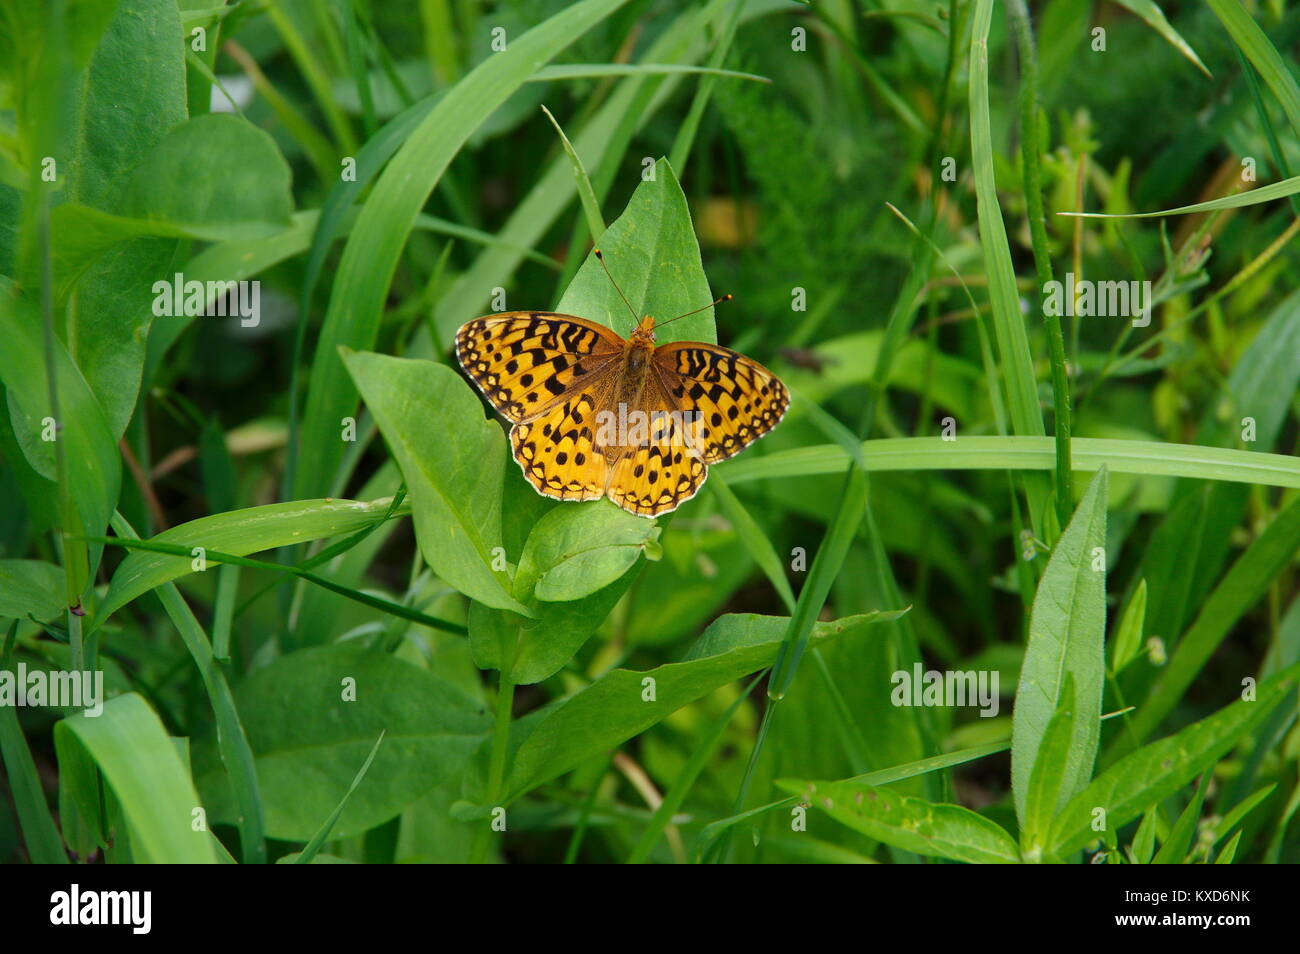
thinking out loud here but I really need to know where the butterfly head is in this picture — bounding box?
[630,314,657,346]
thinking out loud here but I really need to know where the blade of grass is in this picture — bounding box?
[1008,0,1071,528]
[109,513,266,864]
[292,730,385,863]
[93,535,467,636]
[294,0,631,501]
[1208,0,1300,137]
[626,673,764,863]
[719,435,1300,489]
[540,104,605,243]
[0,661,69,863]
[1061,172,1300,218]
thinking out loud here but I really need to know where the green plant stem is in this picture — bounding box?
[470,670,517,864]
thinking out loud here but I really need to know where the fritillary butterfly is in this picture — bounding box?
[455,252,788,517]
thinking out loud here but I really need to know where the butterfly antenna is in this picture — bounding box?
[593,249,640,327]
[655,293,733,329]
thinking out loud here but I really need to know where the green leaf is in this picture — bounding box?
[777,778,1021,864]
[197,645,490,841]
[969,0,1045,445]
[294,0,631,500]
[516,502,659,603]
[1021,674,1078,859]
[555,158,717,345]
[719,435,1300,490]
[1050,661,1300,855]
[55,694,217,863]
[342,350,527,615]
[97,495,410,625]
[0,288,120,595]
[118,113,292,238]
[0,682,69,863]
[1208,0,1300,138]
[1111,0,1211,77]
[293,731,385,864]
[0,559,65,621]
[1151,770,1210,863]
[1012,467,1108,824]
[61,0,187,439]
[501,612,899,802]
[1060,172,1300,218]
[1110,578,1147,672]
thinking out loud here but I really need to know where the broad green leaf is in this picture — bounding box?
[62,0,187,439]
[471,566,640,685]
[0,288,120,595]
[515,502,659,603]
[342,350,527,615]
[97,495,410,625]
[295,0,631,500]
[777,778,1020,864]
[1051,661,1300,855]
[502,612,899,802]
[53,114,296,294]
[1021,674,1077,859]
[117,113,291,235]
[1012,468,1108,824]
[0,559,64,621]
[55,694,217,863]
[555,158,717,345]
[196,645,490,841]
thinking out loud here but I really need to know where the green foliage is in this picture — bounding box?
[1,0,1298,866]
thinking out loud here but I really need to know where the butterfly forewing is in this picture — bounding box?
[652,342,789,463]
[455,312,622,423]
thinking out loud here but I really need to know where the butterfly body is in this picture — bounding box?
[456,309,787,517]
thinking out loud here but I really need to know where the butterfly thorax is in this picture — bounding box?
[607,316,658,458]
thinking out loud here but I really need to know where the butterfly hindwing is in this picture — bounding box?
[511,391,609,502]
[456,312,622,423]
[652,342,789,463]
[605,400,708,516]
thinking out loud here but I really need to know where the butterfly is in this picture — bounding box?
[455,251,789,517]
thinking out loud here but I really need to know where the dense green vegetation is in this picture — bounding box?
[1,0,1298,864]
